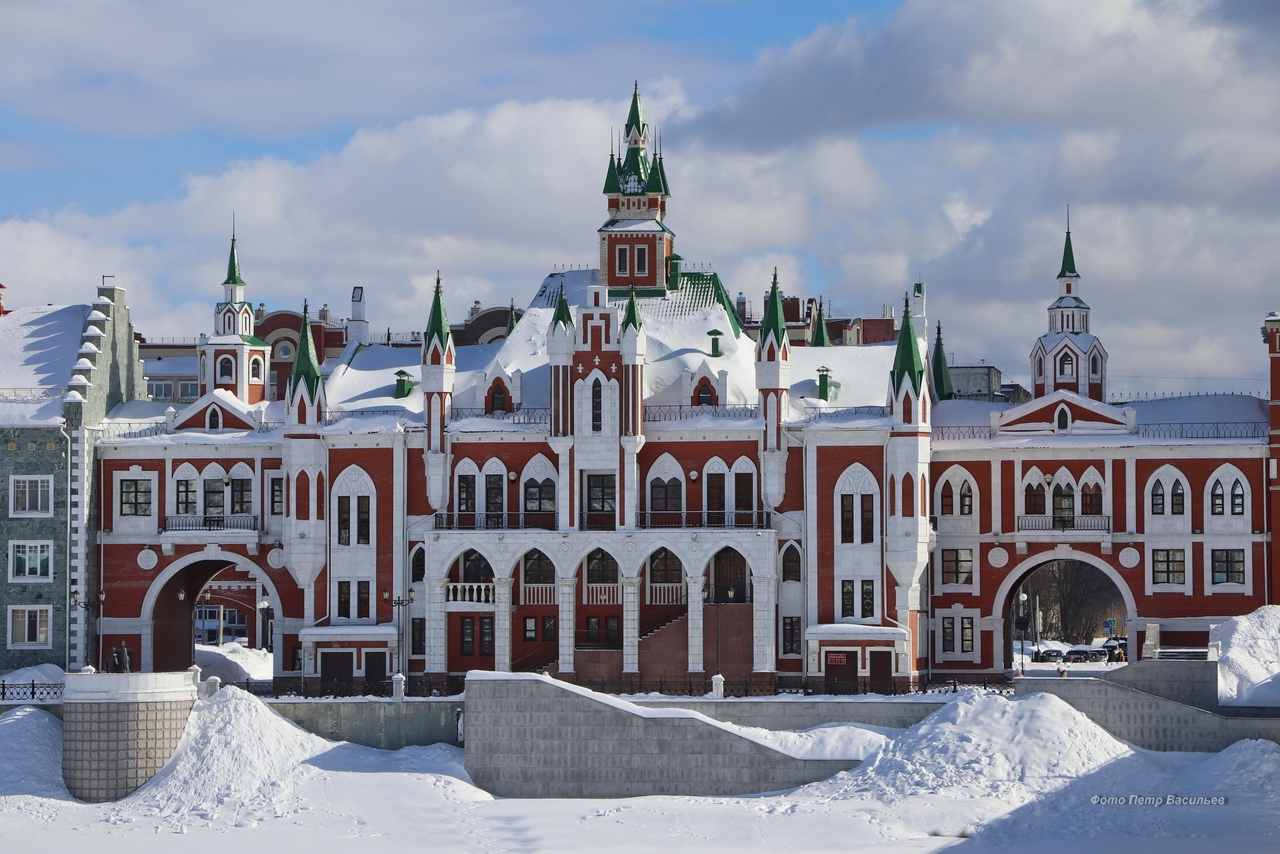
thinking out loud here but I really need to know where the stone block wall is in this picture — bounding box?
[266,698,464,748]
[631,697,945,730]
[61,671,196,802]
[464,672,861,798]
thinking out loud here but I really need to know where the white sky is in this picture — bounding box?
[1,0,1278,396]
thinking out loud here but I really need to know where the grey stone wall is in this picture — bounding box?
[464,674,861,798]
[266,698,464,748]
[631,698,945,730]
[1100,660,1219,711]
[1016,677,1280,752]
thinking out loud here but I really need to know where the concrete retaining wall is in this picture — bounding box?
[61,671,197,802]
[1016,677,1280,752]
[464,673,861,798]
[266,698,464,749]
[1100,660,1219,711]
[631,698,946,730]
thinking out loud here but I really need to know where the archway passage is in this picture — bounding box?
[151,559,237,672]
[1002,559,1127,669]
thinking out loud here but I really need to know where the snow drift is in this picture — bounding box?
[1212,605,1280,706]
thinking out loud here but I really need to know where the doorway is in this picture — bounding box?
[868,649,893,694]
[825,650,858,694]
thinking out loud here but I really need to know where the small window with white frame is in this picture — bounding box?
[178,380,200,400]
[8,606,51,648]
[616,245,629,276]
[635,245,648,276]
[119,479,153,517]
[9,541,53,581]
[9,476,53,517]
[148,380,173,400]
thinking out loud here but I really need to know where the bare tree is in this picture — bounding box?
[1020,561,1122,645]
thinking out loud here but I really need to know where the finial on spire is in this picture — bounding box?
[634,80,639,95]
[232,211,236,240]
[1066,203,1071,232]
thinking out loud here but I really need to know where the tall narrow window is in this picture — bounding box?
[1151,481,1165,515]
[490,385,508,414]
[357,495,370,544]
[940,482,954,515]
[337,495,351,545]
[457,474,475,513]
[734,472,753,515]
[616,246,628,276]
[841,580,856,618]
[1211,480,1225,516]
[1081,483,1102,516]
[942,617,955,653]
[485,474,503,528]
[902,474,914,518]
[782,547,801,582]
[1231,480,1245,516]
[208,408,221,431]
[782,616,801,655]
[1025,483,1046,515]
[959,481,973,516]
[269,478,284,516]
[460,617,475,656]
[706,473,725,526]
[177,479,197,515]
[231,479,252,515]
[635,245,648,275]
[337,581,351,619]
[356,581,370,619]
[961,617,974,653]
[480,616,495,655]
[860,494,874,544]
[840,494,854,544]
[860,580,875,619]
[1052,484,1074,527]
[204,480,225,518]
[1171,481,1185,515]
[591,379,603,432]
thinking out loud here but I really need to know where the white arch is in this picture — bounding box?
[173,462,199,480]
[228,461,255,480]
[992,549,1138,626]
[1205,462,1251,531]
[198,461,228,480]
[519,453,556,488]
[141,549,286,625]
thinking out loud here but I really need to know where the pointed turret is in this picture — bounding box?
[758,269,789,359]
[603,152,622,194]
[625,81,645,140]
[931,322,954,401]
[621,286,643,333]
[551,285,574,331]
[1058,229,1079,279]
[890,296,924,396]
[505,300,518,337]
[422,272,454,365]
[223,238,246,287]
[810,300,831,347]
[288,302,323,401]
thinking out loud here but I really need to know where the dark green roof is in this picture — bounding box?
[810,300,831,347]
[931,322,954,401]
[505,301,518,336]
[1058,230,1080,278]
[603,153,621,194]
[551,286,574,330]
[288,304,323,400]
[239,334,270,347]
[621,287,643,333]
[760,269,787,349]
[625,82,645,140]
[891,296,925,396]
[423,273,452,353]
[223,238,245,286]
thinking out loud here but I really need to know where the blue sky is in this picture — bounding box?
[2,0,1278,395]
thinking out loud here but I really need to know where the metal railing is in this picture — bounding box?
[637,510,772,529]
[579,511,617,531]
[648,583,686,606]
[803,405,892,422]
[446,582,495,604]
[434,512,557,531]
[164,514,259,532]
[521,583,556,606]
[642,405,760,422]
[0,387,65,401]
[1133,422,1266,440]
[0,680,64,702]
[322,408,416,425]
[1016,514,1111,532]
[448,408,552,425]
[932,425,992,440]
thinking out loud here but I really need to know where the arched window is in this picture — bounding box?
[1232,480,1245,515]
[490,384,508,414]
[1081,483,1102,516]
[940,482,954,515]
[648,548,682,585]
[695,383,715,406]
[218,357,234,381]
[523,478,555,512]
[250,357,263,381]
[782,546,801,582]
[591,379,603,432]
[461,550,493,583]
[1211,480,1225,516]
[1090,355,1100,376]
[1151,481,1165,515]
[1057,409,1069,430]
[208,408,221,431]
[901,395,913,424]
[1171,480,1185,515]
[902,474,915,518]
[1052,484,1074,525]
[959,481,973,516]
[649,477,683,514]
[888,476,896,517]
[586,549,618,585]
[1036,356,1044,379]
[411,548,426,583]
[1059,353,1074,376]
[523,550,555,585]
[1025,483,1046,515]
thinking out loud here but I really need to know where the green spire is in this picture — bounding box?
[288,302,323,400]
[423,272,452,354]
[625,81,645,140]
[223,237,245,286]
[603,152,621,194]
[551,285,573,330]
[931,321,954,401]
[891,295,925,396]
[760,268,787,349]
[1058,230,1079,279]
[505,300,518,337]
[810,299,831,347]
[621,286,643,332]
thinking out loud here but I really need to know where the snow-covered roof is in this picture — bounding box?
[0,303,91,425]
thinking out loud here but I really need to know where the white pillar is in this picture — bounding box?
[556,576,577,674]
[686,575,705,672]
[752,574,777,674]
[622,575,641,673]
[424,579,447,673]
[494,577,513,672]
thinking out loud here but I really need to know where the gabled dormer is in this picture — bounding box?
[997,388,1133,435]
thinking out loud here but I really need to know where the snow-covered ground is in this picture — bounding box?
[193,643,274,683]
[1214,606,1280,706]
[2,685,1278,851]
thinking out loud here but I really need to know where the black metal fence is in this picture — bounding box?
[0,680,64,702]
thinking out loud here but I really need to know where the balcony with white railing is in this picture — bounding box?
[521,583,556,606]
[647,583,686,606]
[1016,514,1111,533]
[445,582,496,607]
[584,583,620,606]
[637,510,772,530]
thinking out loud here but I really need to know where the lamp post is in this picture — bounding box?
[1015,591,1030,675]
[70,588,104,612]
[383,587,415,677]
[257,599,274,652]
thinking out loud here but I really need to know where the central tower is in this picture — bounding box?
[599,84,673,291]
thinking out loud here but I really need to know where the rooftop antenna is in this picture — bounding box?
[101,274,115,288]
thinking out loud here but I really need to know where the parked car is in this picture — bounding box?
[1035,649,1064,663]
[1063,648,1105,663]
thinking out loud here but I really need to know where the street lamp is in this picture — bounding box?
[257,599,275,653]
[1015,591,1030,675]
[383,587,416,677]
[70,588,104,612]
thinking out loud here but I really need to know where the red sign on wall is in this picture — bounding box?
[827,653,847,665]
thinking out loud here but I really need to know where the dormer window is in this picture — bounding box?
[1057,408,1069,430]
[208,408,221,431]
[250,357,264,381]
[217,356,234,382]
[489,383,509,414]
[1058,353,1074,377]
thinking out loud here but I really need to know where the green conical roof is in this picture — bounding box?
[931,321,954,401]
[1058,230,1079,278]
[621,286,643,332]
[505,301,518,337]
[760,269,787,349]
[551,285,573,330]
[625,82,645,140]
[423,273,452,353]
[810,300,831,347]
[603,153,621,194]
[891,296,925,396]
[223,238,246,286]
[288,303,323,400]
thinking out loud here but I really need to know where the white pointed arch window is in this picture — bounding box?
[520,454,556,528]
[521,549,556,605]
[1079,467,1104,519]
[332,465,376,549]
[410,546,426,583]
[835,464,879,589]
[1058,352,1074,377]
[1205,465,1251,535]
[646,453,684,526]
[206,406,222,432]
[936,467,978,535]
[646,548,684,604]
[453,458,480,519]
[217,356,235,382]
[1022,467,1047,516]
[1055,406,1070,432]
[249,356,264,382]
[172,462,200,516]
[730,456,757,524]
[1146,466,1190,535]
[480,458,507,528]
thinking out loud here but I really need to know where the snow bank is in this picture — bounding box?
[1,664,66,684]
[0,706,71,799]
[1212,606,1280,706]
[805,692,1134,804]
[194,643,274,682]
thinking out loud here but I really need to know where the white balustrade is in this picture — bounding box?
[521,583,556,606]
[584,583,620,606]
[647,583,686,606]
[446,582,495,604]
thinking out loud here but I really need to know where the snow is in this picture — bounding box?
[0,303,91,424]
[2,685,1279,850]
[193,644,274,682]
[1213,605,1280,706]
[2,663,67,683]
